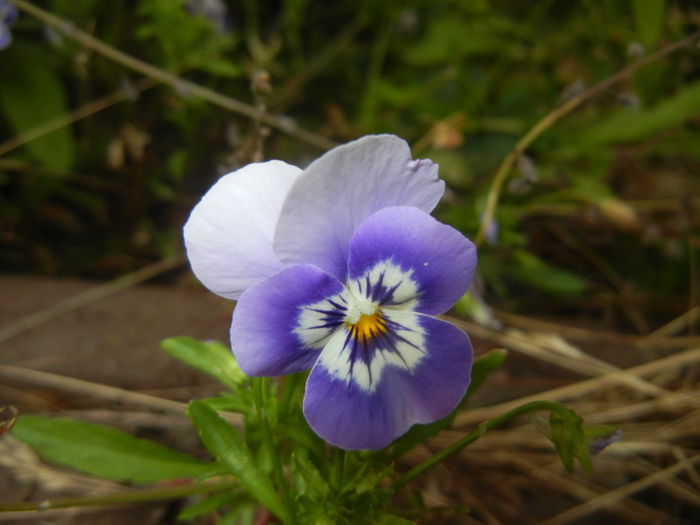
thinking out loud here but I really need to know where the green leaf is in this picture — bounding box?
[0,48,75,171]
[510,250,588,295]
[293,449,329,498]
[572,79,700,150]
[162,337,248,391]
[178,491,240,521]
[12,415,211,483]
[201,59,242,78]
[217,505,255,525]
[187,400,287,521]
[634,0,665,48]
[547,409,592,474]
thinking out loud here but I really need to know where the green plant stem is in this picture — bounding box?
[253,378,297,525]
[279,373,301,417]
[391,400,573,491]
[331,447,346,490]
[0,481,237,512]
[474,29,700,247]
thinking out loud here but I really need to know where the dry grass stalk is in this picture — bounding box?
[448,317,693,400]
[539,454,700,524]
[454,347,700,428]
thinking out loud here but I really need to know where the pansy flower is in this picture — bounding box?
[184,135,476,450]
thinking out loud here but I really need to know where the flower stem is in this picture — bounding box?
[391,400,572,490]
[331,447,346,490]
[252,378,297,525]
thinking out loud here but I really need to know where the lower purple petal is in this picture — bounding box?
[303,312,472,450]
[230,264,344,376]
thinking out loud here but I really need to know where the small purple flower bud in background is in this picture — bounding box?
[588,429,621,456]
[484,216,499,245]
[186,0,232,34]
[477,210,499,245]
[0,0,19,51]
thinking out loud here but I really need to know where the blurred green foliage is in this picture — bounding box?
[0,0,697,329]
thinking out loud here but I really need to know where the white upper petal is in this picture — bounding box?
[273,135,445,281]
[183,160,302,299]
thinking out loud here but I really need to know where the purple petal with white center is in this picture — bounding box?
[303,311,473,450]
[274,135,444,281]
[184,161,302,299]
[230,264,344,376]
[347,206,476,315]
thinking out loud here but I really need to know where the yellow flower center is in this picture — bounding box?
[348,311,387,343]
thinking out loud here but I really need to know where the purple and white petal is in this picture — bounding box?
[347,206,476,315]
[184,161,302,299]
[303,311,472,450]
[230,264,344,377]
[274,135,444,281]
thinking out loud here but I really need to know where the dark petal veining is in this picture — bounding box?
[230,264,344,376]
[304,312,473,450]
[347,206,477,315]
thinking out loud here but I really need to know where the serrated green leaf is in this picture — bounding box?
[0,49,75,171]
[293,449,329,498]
[547,409,592,474]
[162,337,248,390]
[187,401,286,521]
[12,415,211,483]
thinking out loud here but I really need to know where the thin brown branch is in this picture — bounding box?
[0,364,242,426]
[10,0,335,151]
[454,347,700,427]
[540,454,700,524]
[0,79,158,158]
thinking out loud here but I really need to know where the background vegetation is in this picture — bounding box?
[1,0,698,335]
[1,2,700,523]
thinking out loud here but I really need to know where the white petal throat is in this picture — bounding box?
[294,260,426,392]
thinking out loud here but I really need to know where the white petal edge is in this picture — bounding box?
[184,160,302,299]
